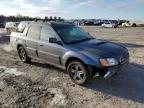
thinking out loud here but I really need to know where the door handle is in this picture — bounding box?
[40,44,43,46]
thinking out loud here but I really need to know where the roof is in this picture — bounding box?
[30,21,74,27]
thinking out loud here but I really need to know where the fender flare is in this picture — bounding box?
[62,51,101,68]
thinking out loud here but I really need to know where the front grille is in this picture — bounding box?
[120,52,129,64]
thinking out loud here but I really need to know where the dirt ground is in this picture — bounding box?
[0,27,144,108]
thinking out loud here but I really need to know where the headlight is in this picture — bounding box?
[100,58,118,67]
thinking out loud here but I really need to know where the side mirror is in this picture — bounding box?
[87,32,90,35]
[49,37,61,45]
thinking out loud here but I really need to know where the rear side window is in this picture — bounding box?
[27,25,41,39]
[40,26,57,41]
[23,26,30,35]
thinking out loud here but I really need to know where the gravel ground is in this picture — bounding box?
[0,27,144,108]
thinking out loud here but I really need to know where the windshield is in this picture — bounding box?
[53,25,93,44]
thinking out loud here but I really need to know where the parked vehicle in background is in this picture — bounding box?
[10,21,129,85]
[110,20,118,25]
[73,20,80,26]
[5,22,19,33]
[79,20,86,26]
[84,20,94,26]
[93,19,104,26]
[117,20,128,25]
[129,19,144,27]
[122,22,132,27]
[0,23,5,28]
[101,22,117,28]
[67,19,123,26]
[17,21,31,32]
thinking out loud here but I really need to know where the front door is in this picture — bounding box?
[38,25,63,65]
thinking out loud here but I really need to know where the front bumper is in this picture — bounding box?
[103,61,129,79]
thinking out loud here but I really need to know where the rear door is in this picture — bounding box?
[25,25,41,58]
[38,25,63,65]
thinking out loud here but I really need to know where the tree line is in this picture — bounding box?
[0,15,64,24]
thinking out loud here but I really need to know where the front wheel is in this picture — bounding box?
[67,61,90,85]
[18,46,31,63]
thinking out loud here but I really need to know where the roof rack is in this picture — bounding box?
[33,18,73,25]
[34,18,65,22]
[34,18,45,22]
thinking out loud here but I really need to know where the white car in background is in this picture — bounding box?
[101,22,117,28]
[122,20,144,27]
[17,21,31,32]
[5,22,19,33]
[122,22,132,27]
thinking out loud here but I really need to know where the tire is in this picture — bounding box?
[132,23,136,27]
[113,26,116,28]
[17,46,31,63]
[122,25,126,27]
[67,61,90,85]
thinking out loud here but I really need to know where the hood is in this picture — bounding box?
[70,39,127,59]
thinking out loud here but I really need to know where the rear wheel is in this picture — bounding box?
[122,24,126,27]
[132,23,136,27]
[18,46,31,63]
[113,25,116,28]
[67,61,90,85]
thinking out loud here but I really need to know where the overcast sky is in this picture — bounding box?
[0,0,144,20]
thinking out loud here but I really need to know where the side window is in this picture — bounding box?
[27,25,41,39]
[40,26,57,41]
[23,25,30,35]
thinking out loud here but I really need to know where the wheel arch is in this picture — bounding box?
[65,57,86,68]
[63,51,100,68]
[16,43,31,63]
[17,44,22,50]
